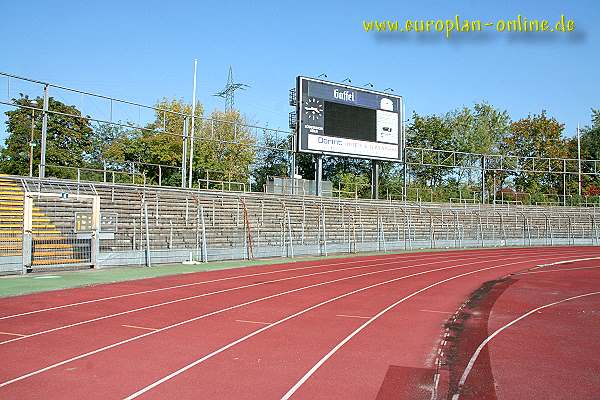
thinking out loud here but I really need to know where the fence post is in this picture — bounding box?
[321,206,328,256]
[453,212,458,248]
[144,201,151,267]
[200,205,208,262]
[22,194,33,274]
[287,210,294,258]
[545,215,549,246]
[479,215,484,248]
[76,168,81,196]
[522,215,526,246]
[568,217,573,245]
[91,196,100,268]
[430,215,434,249]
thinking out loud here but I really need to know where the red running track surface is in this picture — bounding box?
[0,247,598,399]
[443,257,600,400]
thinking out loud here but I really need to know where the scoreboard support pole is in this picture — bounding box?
[371,160,379,200]
[315,155,323,196]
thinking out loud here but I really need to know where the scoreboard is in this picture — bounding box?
[296,76,403,161]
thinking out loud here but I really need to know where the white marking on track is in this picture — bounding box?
[235,320,271,325]
[0,253,445,321]
[335,314,371,319]
[0,251,594,393]
[121,253,587,400]
[0,254,508,389]
[121,325,158,331]
[515,265,600,275]
[451,291,600,400]
[420,309,454,314]
[278,254,600,400]
[0,249,570,321]
[0,331,26,337]
[0,253,507,346]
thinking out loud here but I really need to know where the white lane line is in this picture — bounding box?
[279,254,600,400]
[122,325,158,332]
[0,252,502,346]
[420,309,454,314]
[0,249,561,321]
[536,256,600,269]
[235,320,272,325]
[514,265,600,275]
[122,253,578,400]
[0,255,405,321]
[451,291,600,400]
[0,331,26,337]
[335,314,371,319]
[0,253,522,389]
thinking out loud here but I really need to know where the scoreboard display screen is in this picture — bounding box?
[296,76,403,161]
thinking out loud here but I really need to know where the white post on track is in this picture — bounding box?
[188,59,198,189]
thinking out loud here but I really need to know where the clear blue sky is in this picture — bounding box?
[1,0,598,144]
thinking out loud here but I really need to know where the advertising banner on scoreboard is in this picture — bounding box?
[296,76,403,161]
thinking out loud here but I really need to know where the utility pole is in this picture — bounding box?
[29,109,35,177]
[188,59,198,189]
[39,85,49,179]
[577,123,582,196]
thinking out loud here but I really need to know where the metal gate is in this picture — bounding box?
[23,191,100,272]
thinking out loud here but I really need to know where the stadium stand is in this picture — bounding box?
[0,175,598,274]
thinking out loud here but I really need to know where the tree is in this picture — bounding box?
[252,130,291,191]
[504,111,567,194]
[102,98,203,185]
[448,102,512,196]
[572,109,600,191]
[449,103,511,155]
[406,112,454,186]
[1,96,94,177]
[194,109,257,187]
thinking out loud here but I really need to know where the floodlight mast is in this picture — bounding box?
[577,123,582,196]
[188,59,198,189]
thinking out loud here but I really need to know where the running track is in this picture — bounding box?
[0,247,598,399]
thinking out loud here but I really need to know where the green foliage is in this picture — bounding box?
[194,109,256,186]
[406,111,453,186]
[252,130,290,191]
[331,171,370,198]
[506,111,566,192]
[1,96,94,177]
[449,102,511,155]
